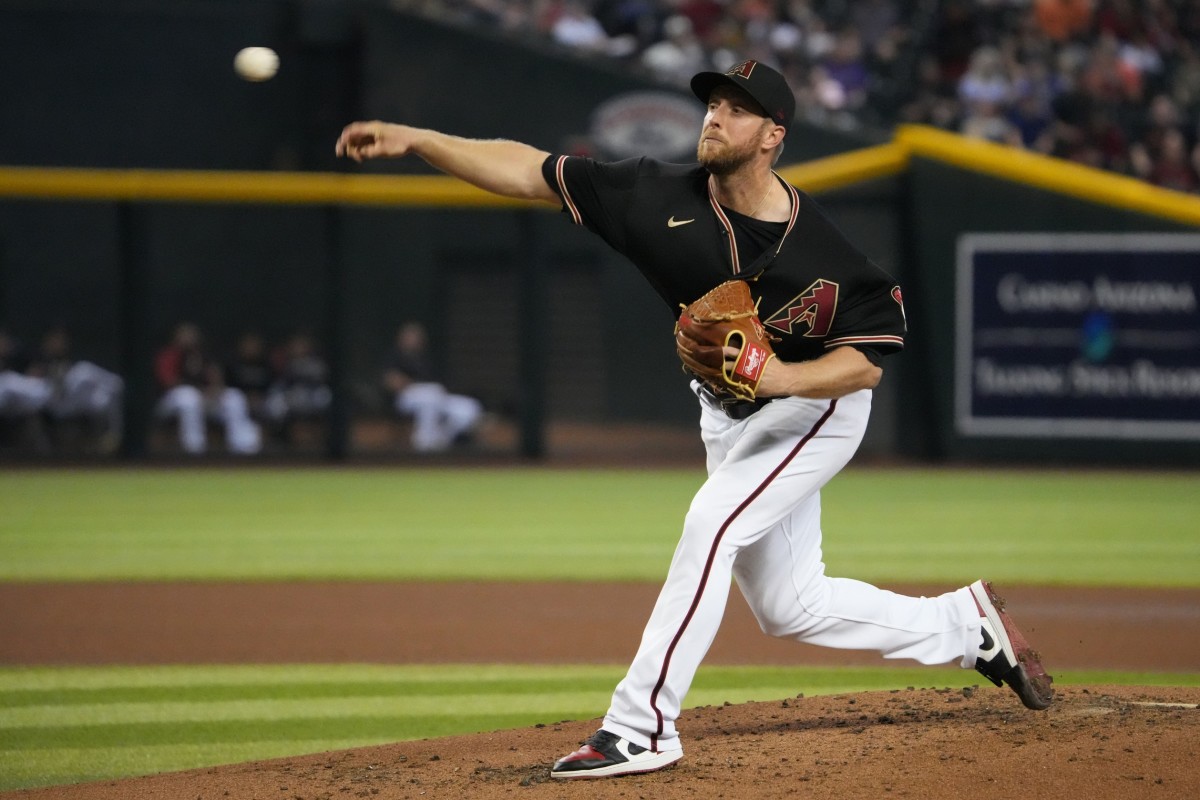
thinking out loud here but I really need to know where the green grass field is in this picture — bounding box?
[1,466,1197,585]
[1,466,1197,790]
[3,663,1198,791]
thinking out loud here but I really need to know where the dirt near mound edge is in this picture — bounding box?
[9,685,1200,800]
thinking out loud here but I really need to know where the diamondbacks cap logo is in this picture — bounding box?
[727,60,757,79]
[764,279,840,337]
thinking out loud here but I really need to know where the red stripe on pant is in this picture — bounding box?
[647,399,838,750]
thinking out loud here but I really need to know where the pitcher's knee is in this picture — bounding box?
[750,576,834,639]
[680,506,736,553]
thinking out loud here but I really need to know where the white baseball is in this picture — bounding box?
[234,47,279,82]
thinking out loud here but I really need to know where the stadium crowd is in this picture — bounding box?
[0,324,333,457]
[395,0,1200,193]
[2,320,483,458]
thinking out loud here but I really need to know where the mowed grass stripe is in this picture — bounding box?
[0,738,406,792]
[0,691,616,729]
[0,664,626,692]
[6,680,900,751]
[0,663,991,708]
[2,666,1198,791]
[5,672,1012,730]
[5,663,1198,703]
[1,468,1197,585]
[0,711,589,751]
[0,678,621,709]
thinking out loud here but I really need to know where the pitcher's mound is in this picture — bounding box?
[16,685,1200,800]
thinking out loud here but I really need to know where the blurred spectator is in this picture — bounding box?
[595,0,664,50]
[225,332,275,423]
[550,0,612,52]
[0,329,51,420]
[1033,0,1094,42]
[1006,56,1063,145]
[153,322,261,455]
[1035,112,1104,165]
[1079,32,1144,105]
[678,0,726,48]
[959,46,1014,108]
[1132,126,1200,191]
[853,0,903,54]
[33,326,124,452]
[899,54,964,128]
[1130,93,1184,159]
[383,321,482,454]
[265,332,332,441]
[961,99,1024,145]
[641,14,708,84]
[1168,42,1200,113]
[931,0,985,86]
[1007,90,1057,146]
[1093,0,1140,41]
[818,29,870,112]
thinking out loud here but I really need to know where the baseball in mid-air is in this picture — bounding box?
[234,46,279,82]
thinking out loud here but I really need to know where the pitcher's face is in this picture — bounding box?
[696,86,776,175]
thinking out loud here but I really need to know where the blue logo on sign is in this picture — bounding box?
[1080,310,1115,363]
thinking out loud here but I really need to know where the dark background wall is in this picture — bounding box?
[0,0,905,458]
[2,0,1194,465]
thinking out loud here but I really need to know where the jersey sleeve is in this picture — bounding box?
[825,281,907,356]
[852,344,886,366]
[540,154,645,253]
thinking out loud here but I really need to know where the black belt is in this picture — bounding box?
[698,384,772,420]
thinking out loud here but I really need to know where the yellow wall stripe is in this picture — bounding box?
[1,127,1197,226]
[778,141,909,194]
[895,124,1200,227]
[0,166,530,208]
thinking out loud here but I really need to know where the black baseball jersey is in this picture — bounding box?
[541,155,906,366]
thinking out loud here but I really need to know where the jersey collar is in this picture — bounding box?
[706,171,800,275]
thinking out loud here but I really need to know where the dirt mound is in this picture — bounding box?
[12,685,1199,800]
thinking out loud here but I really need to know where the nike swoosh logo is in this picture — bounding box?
[667,216,695,228]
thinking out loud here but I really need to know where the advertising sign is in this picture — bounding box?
[956,233,1200,440]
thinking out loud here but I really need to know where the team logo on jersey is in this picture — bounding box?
[763,279,840,337]
[891,286,907,330]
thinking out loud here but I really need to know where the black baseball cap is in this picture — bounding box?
[690,60,796,133]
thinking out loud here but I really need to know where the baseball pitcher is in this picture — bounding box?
[336,58,1053,780]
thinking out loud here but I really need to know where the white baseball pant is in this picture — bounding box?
[0,371,51,415]
[46,361,124,436]
[156,385,261,454]
[603,385,981,753]
[394,382,482,453]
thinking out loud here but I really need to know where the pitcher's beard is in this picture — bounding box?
[697,135,760,175]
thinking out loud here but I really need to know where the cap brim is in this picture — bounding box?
[690,71,727,105]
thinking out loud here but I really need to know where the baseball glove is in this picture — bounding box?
[675,280,777,402]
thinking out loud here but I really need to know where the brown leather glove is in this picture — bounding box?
[675,280,777,402]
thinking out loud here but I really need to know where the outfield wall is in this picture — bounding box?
[1,1,1197,465]
[894,128,1200,465]
[0,0,905,460]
